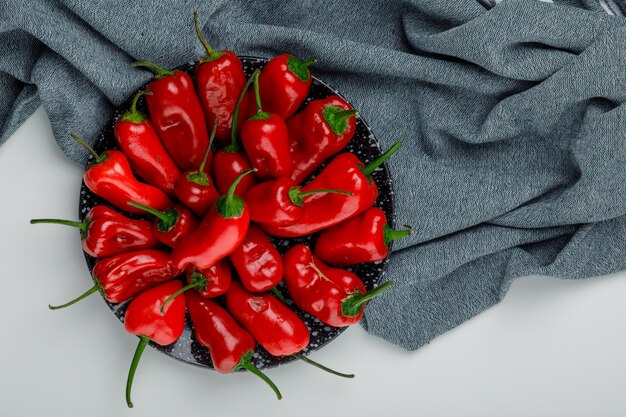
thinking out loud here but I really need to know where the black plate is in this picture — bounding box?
[78,56,395,370]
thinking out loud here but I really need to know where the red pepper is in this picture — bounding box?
[171,169,254,271]
[245,177,352,227]
[30,205,159,258]
[283,244,393,327]
[131,61,210,171]
[240,71,292,180]
[193,12,249,145]
[225,281,309,357]
[72,135,173,214]
[159,260,232,313]
[263,142,401,237]
[315,207,411,265]
[48,249,179,310]
[186,292,282,399]
[124,280,186,408]
[127,202,199,249]
[212,72,257,197]
[174,120,220,217]
[288,95,358,184]
[113,90,182,195]
[229,224,283,292]
[252,54,315,120]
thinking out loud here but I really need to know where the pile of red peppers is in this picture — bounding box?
[30,12,410,408]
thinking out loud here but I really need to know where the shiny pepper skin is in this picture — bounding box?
[185,261,232,298]
[127,202,199,249]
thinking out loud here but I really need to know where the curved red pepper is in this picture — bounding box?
[262,143,401,237]
[114,90,181,195]
[229,224,283,292]
[48,249,179,310]
[252,54,315,120]
[159,261,232,313]
[315,207,411,266]
[245,177,353,227]
[171,170,254,271]
[30,205,160,258]
[72,135,173,214]
[283,244,393,327]
[241,71,292,180]
[131,61,210,171]
[127,202,199,249]
[225,281,310,356]
[186,292,282,399]
[124,280,186,408]
[288,95,358,184]
[175,120,220,217]
[212,72,258,196]
[193,12,249,145]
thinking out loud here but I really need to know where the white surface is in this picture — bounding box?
[1,107,626,417]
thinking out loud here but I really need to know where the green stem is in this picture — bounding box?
[253,70,263,113]
[126,336,150,408]
[70,134,102,163]
[48,284,100,310]
[234,351,282,400]
[215,169,256,218]
[288,187,353,207]
[341,281,394,318]
[127,201,178,232]
[188,119,218,185]
[226,70,259,152]
[30,218,86,233]
[131,61,175,78]
[323,106,358,136]
[383,224,411,246]
[193,11,220,60]
[293,353,355,379]
[269,287,286,303]
[361,142,402,177]
[120,90,152,123]
[287,56,316,81]
[160,279,204,315]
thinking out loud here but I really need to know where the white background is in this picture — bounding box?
[1,108,625,416]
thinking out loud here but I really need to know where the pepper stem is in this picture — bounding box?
[323,106,358,136]
[288,187,353,207]
[126,336,150,408]
[160,274,206,314]
[248,70,270,120]
[341,281,394,318]
[30,218,87,233]
[287,56,316,81]
[383,224,412,246]
[70,134,102,163]
[200,119,217,174]
[293,353,355,379]
[226,70,259,152]
[361,142,402,177]
[131,61,175,77]
[48,284,100,310]
[269,287,286,303]
[120,90,152,124]
[215,169,256,218]
[234,350,282,400]
[127,201,178,232]
[193,11,220,60]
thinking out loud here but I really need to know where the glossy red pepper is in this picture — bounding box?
[252,54,315,120]
[72,135,173,214]
[241,71,292,180]
[113,90,181,195]
[30,205,159,258]
[225,281,309,356]
[229,224,283,292]
[127,202,199,249]
[193,12,249,145]
[315,207,411,266]
[124,280,186,408]
[186,292,282,399]
[175,120,220,217]
[245,177,352,227]
[48,250,179,310]
[263,142,401,237]
[212,72,257,196]
[159,260,232,313]
[131,61,210,171]
[172,169,254,271]
[288,95,358,184]
[283,244,393,327]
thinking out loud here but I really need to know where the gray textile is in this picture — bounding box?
[3,0,626,350]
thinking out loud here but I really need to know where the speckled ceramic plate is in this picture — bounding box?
[79,56,395,370]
